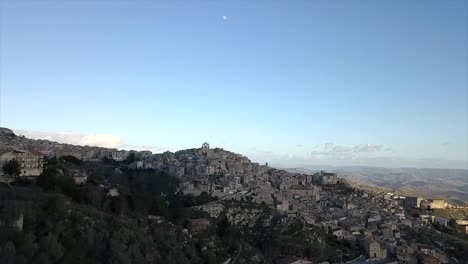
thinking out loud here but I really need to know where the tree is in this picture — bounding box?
[36,167,58,191]
[58,155,83,166]
[124,153,137,164]
[87,173,105,186]
[448,218,457,229]
[57,175,78,198]
[15,234,38,259]
[37,234,64,264]
[2,159,21,176]
[0,241,16,264]
[46,157,58,166]
[217,217,231,238]
[102,156,113,164]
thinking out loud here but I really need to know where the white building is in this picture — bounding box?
[0,149,44,177]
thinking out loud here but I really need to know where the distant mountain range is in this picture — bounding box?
[285,166,468,204]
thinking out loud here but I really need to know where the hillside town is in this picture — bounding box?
[1,127,468,264]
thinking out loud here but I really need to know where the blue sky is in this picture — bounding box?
[1,0,467,168]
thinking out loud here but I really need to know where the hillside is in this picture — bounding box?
[289,166,468,203]
[0,156,360,264]
[433,208,468,220]
[0,159,230,264]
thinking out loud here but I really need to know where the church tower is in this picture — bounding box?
[201,142,210,155]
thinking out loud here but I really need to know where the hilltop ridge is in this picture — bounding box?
[0,127,15,136]
[286,166,468,204]
[2,127,467,203]
[0,127,276,180]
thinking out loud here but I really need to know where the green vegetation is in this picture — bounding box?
[0,159,230,264]
[210,200,362,263]
[248,218,361,262]
[58,155,83,166]
[432,222,468,241]
[0,188,222,264]
[123,153,137,164]
[403,225,468,262]
[1,157,365,264]
[2,159,21,176]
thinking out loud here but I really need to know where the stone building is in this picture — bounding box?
[429,199,447,209]
[458,224,468,234]
[81,149,96,161]
[69,169,88,184]
[362,237,387,259]
[128,161,144,170]
[55,145,83,160]
[0,149,44,177]
[289,185,316,197]
[201,142,210,155]
[111,151,129,161]
[320,171,338,185]
[397,254,418,264]
[188,218,210,234]
[405,197,423,208]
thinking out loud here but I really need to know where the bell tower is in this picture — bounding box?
[201,142,210,155]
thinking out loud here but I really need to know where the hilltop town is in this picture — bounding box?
[1,127,468,264]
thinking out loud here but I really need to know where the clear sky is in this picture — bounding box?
[1,0,467,169]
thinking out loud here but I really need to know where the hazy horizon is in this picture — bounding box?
[5,127,467,170]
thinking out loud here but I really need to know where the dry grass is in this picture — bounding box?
[433,208,468,220]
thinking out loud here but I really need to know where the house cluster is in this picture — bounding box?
[295,190,459,263]
[0,128,44,180]
[191,152,464,263]
[0,127,153,184]
[456,220,468,234]
[395,242,451,264]
[313,170,340,185]
[0,127,153,164]
[390,194,465,210]
[1,127,466,262]
[114,142,262,179]
[0,148,44,178]
[54,145,152,162]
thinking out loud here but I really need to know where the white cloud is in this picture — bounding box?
[247,143,467,169]
[80,134,121,148]
[353,144,384,153]
[15,129,88,146]
[121,143,167,152]
[246,143,389,165]
[308,143,386,158]
[12,128,166,152]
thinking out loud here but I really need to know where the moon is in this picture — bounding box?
[222,16,227,20]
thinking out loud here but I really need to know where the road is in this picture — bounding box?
[229,242,243,264]
[346,255,366,263]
